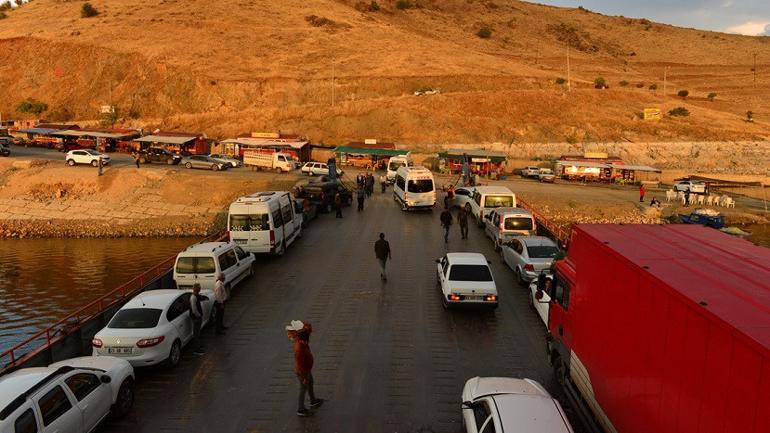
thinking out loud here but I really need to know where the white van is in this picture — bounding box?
[393,166,436,210]
[173,242,256,291]
[386,155,413,183]
[482,207,537,249]
[227,191,303,255]
[467,186,517,226]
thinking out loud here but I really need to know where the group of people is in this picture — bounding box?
[187,273,229,355]
[356,173,376,197]
[440,204,469,243]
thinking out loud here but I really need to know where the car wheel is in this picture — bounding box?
[211,164,219,171]
[275,167,282,174]
[167,339,182,367]
[66,159,76,166]
[515,268,525,286]
[185,162,193,169]
[110,377,135,418]
[91,160,99,167]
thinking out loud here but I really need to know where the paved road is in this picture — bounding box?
[100,190,584,433]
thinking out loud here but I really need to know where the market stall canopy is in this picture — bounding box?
[17,128,60,135]
[221,138,309,149]
[134,135,196,145]
[440,149,507,163]
[613,164,662,173]
[333,146,409,157]
[53,130,139,139]
[556,161,611,169]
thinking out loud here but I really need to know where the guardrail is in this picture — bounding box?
[1,231,228,374]
[517,198,572,249]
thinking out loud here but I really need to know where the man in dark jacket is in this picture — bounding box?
[374,232,392,281]
[458,206,469,240]
[334,192,343,218]
[357,188,365,212]
[189,284,205,355]
[286,321,323,417]
[440,206,453,244]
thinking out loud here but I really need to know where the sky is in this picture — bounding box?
[528,0,770,36]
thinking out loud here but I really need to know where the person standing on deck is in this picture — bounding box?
[440,206,453,244]
[286,320,324,417]
[639,184,646,203]
[374,232,392,281]
[189,284,205,355]
[458,206,469,240]
[213,273,228,335]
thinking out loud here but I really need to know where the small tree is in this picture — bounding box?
[16,98,48,116]
[619,80,629,87]
[0,1,11,11]
[594,77,607,89]
[99,106,119,128]
[395,0,412,9]
[649,83,658,91]
[746,111,754,122]
[81,2,98,18]
[668,107,690,117]
[476,27,492,39]
[555,77,566,85]
[0,11,6,19]
[677,89,689,98]
[369,1,380,11]
[707,92,717,102]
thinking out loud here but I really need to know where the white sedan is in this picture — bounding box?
[447,187,475,210]
[0,356,135,433]
[673,180,706,194]
[436,253,498,309]
[65,149,110,167]
[462,377,574,433]
[301,161,343,177]
[501,236,560,285]
[92,289,214,368]
[209,153,242,168]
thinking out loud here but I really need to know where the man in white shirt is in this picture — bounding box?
[189,283,205,355]
[213,273,228,335]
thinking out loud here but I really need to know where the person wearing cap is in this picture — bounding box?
[286,320,323,417]
[213,273,228,335]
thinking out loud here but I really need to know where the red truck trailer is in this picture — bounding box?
[544,224,770,433]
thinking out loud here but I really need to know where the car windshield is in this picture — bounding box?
[389,161,406,171]
[527,246,560,259]
[484,195,513,207]
[230,214,269,231]
[449,264,493,281]
[408,179,433,193]
[84,149,101,156]
[108,308,163,329]
[504,217,533,231]
[175,256,216,274]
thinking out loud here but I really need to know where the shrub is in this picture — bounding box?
[746,111,754,122]
[0,11,6,19]
[0,1,11,11]
[668,107,690,117]
[395,0,412,9]
[636,82,645,88]
[649,83,658,91]
[594,77,606,89]
[677,89,689,98]
[619,80,629,87]
[16,98,48,115]
[477,27,492,39]
[565,133,579,144]
[48,106,74,122]
[81,2,98,18]
[369,1,380,11]
[707,92,717,102]
[305,15,335,27]
[555,77,566,85]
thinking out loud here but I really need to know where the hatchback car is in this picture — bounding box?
[501,236,560,285]
[673,180,706,194]
[461,377,574,433]
[65,149,110,167]
[301,161,343,177]
[447,187,474,210]
[92,289,214,367]
[182,155,228,171]
[209,153,242,168]
[436,253,498,309]
[0,356,135,433]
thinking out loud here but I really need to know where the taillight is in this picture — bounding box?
[269,230,275,246]
[524,264,535,271]
[92,338,103,348]
[448,294,463,301]
[485,295,498,302]
[136,336,165,348]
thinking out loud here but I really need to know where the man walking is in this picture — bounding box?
[380,174,387,193]
[684,188,691,207]
[374,232,392,281]
[639,183,646,203]
[213,273,228,335]
[458,206,469,240]
[334,192,343,218]
[440,206,453,244]
[134,153,141,169]
[357,187,365,212]
[366,173,374,197]
[286,320,323,417]
[189,284,205,355]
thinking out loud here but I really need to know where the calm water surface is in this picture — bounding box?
[0,237,196,353]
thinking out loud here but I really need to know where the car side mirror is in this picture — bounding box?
[100,375,112,384]
[435,259,441,264]
[461,400,476,410]
[535,290,544,301]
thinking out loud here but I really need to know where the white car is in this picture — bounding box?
[461,377,574,433]
[501,236,560,285]
[537,168,556,182]
[447,187,475,210]
[65,149,110,167]
[0,356,135,433]
[209,153,242,168]
[436,253,498,309]
[673,180,706,194]
[520,166,540,178]
[301,161,343,177]
[529,276,552,327]
[92,289,214,368]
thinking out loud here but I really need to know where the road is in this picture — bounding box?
[100,190,584,433]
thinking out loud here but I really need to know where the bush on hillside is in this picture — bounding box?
[668,107,690,117]
[555,77,566,85]
[369,1,380,11]
[746,111,754,122]
[594,77,607,89]
[677,89,689,98]
[48,106,74,122]
[619,80,629,87]
[477,27,492,39]
[305,15,335,27]
[16,98,48,115]
[649,83,658,91]
[636,82,645,88]
[0,1,11,11]
[0,11,6,19]
[707,92,717,102]
[395,0,412,9]
[81,2,98,18]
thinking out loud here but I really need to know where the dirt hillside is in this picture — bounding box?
[0,0,769,143]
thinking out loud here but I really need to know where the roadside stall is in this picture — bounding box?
[438,149,507,178]
[611,164,662,185]
[332,146,408,170]
[221,137,311,161]
[555,160,612,182]
[52,129,141,152]
[134,132,210,155]
[17,124,80,148]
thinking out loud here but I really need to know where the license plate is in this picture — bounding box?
[108,347,133,354]
[233,239,247,244]
[465,295,482,301]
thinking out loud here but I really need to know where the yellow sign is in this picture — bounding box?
[644,108,662,120]
[584,152,608,159]
[251,132,280,139]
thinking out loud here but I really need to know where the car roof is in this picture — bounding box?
[474,186,514,194]
[123,289,188,309]
[180,241,232,254]
[492,207,532,216]
[446,252,489,265]
[518,236,558,247]
[0,368,52,415]
[494,394,572,432]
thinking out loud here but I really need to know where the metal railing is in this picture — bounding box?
[0,231,228,374]
[517,198,572,249]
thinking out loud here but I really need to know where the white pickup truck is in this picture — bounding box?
[243,152,299,173]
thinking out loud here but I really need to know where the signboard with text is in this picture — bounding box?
[644,108,662,120]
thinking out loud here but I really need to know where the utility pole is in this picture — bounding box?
[331,57,335,108]
[566,45,571,92]
[663,66,668,109]
[753,53,757,88]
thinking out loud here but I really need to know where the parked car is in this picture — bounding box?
[528,276,552,327]
[0,356,135,433]
[227,192,303,255]
[501,236,560,285]
[174,241,256,289]
[482,207,536,250]
[182,155,228,171]
[537,168,555,183]
[436,253,498,309]
[673,180,706,194]
[209,153,242,168]
[447,187,475,210]
[138,147,182,165]
[467,186,517,227]
[461,377,574,433]
[65,149,110,167]
[520,166,540,178]
[301,161,343,177]
[0,136,14,147]
[0,145,9,157]
[92,289,215,367]
[301,181,353,213]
